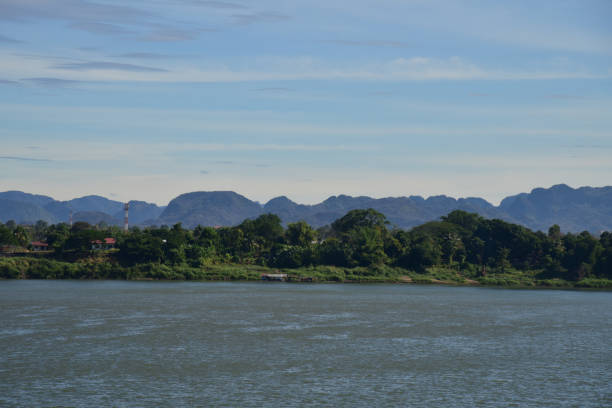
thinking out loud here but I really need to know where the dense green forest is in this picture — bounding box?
[1,210,611,287]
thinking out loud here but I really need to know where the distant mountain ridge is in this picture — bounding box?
[1,184,611,234]
[499,184,612,234]
[260,194,507,231]
[0,191,164,226]
[157,191,263,227]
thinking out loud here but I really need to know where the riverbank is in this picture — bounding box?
[2,257,611,289]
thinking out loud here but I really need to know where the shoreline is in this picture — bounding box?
[2,256,611,290]
[2,276,611,291]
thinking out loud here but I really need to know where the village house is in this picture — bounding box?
[31,241,49,251]
[1,245,22,254]
[91,238,116,250]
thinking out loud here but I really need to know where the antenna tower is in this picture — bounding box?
[124,202,129,233]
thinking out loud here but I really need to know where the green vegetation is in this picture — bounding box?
[1,209,611,289]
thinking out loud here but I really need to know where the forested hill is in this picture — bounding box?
[1,184,612,233]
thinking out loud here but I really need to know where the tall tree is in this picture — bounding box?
[285,221,316,247]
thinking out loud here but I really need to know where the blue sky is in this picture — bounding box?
[1,0,611,205]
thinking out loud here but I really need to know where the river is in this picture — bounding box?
[1,281,610,407]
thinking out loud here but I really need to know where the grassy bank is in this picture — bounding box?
[1,257,611,289]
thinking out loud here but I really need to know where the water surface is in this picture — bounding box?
[1,281,611,407]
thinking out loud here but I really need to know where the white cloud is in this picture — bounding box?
[0,53,606,84]
[0,138,374,164]
[2,103,611,141]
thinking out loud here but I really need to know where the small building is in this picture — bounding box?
[31,241,49,251]
[91,238,116,250]
[1,245,22,253]
[261,273,288,282]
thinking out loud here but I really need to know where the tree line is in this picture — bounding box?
[1,209,611,281]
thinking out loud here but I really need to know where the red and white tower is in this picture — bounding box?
[124,202,129,232]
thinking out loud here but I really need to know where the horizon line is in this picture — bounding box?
[1,182,607,208]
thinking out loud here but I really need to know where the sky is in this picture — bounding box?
[0,0,611,206]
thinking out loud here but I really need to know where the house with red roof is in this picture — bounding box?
[91,238,116,250]
[31,241,49,251]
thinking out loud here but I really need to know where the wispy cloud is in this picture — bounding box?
[175,143,368,152]
[192,1,246,9]
[232,12,290,25]
[77,46,100,52]
[139,27,207,42]
[3,54,605,83]
[200,170,209,174]
[0,155,52,162]
[12,52,76,62]
[4,102,610,142]
[0,0,151,23]
[21,77,81,87]
[54,61,168,72]
[115,52,173,59]
[252,87,293,92]
[0,1,205,43]
[69,22,134,35]
[0,79,20,86]
[325,39,411,48]
[546,94,585,100]
[355,0,612,54]
[466,6,612,54]
[367,91,394,96]
[567,144,612,150]
[210,160,269,167]
[419,153,612,171]
[0,34,22,43]
[2,140,373,163]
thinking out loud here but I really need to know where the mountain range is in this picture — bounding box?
[0,191,164,227]
[1,184,611,234]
